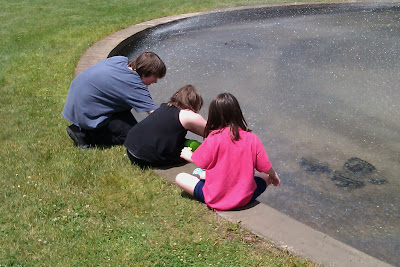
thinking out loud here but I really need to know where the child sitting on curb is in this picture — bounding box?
[176,92,280,211]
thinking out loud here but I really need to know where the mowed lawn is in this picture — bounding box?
[0,0,349,265]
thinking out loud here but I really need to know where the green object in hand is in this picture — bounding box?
[184,139,202,151]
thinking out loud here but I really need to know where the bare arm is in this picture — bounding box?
[180,147,206,179]
[179,109,207,137]
[146,110,154,114]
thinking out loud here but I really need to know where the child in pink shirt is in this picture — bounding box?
[176,93,280,211]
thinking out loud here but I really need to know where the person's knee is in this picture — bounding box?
[175,173,186,187]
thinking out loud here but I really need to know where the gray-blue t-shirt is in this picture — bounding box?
[62,56,158,129]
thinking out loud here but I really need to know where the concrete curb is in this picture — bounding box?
[155,164,392,267]
[75,3,394,266]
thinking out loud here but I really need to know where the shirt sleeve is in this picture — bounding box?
[254,137,272,173]
[126,86,158,113]
[191,136,213,169]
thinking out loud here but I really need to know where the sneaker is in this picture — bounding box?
[66,125,90,149]
[192,168,205,175]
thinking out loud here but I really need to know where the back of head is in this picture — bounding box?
[205,92,250,140]
[128,52,166,78]
[168,85,203,113]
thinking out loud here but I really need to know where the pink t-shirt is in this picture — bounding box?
[192,127,272,210]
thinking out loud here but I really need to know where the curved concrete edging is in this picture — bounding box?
[75,3,393,266]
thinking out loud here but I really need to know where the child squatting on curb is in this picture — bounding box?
[176,92,280,211]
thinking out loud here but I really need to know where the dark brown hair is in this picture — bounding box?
[128,52,166,78]
[204,92,250,141]
[168,85,203,113]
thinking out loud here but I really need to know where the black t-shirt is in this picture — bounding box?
[124,103,187,165]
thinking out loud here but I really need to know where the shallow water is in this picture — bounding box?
[117,4,400,265]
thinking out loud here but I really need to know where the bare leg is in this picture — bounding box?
[198,170,206,180]
[175,173,201,196]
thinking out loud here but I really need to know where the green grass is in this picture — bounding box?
[0,0,355,265]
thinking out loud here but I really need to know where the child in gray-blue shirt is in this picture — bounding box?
[62,52,166,148]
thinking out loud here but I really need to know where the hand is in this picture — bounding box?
[267,172,281,186]
[180,147,193,162]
